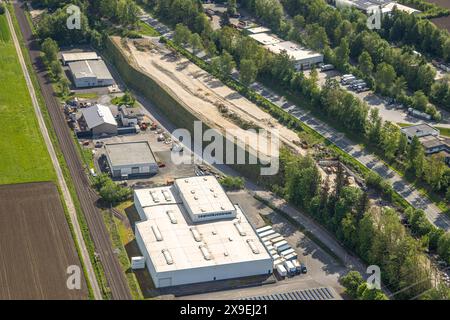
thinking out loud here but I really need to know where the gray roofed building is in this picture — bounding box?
[61,52,99,65]
[80,104,117,137]
[104,141,158,179]
[68,60,114,88]
[400,123,440,142]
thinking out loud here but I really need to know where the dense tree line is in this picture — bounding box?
[340,271,388,300]
[146,0,449,207]
[277,149,435,299]
[33,0,140,47]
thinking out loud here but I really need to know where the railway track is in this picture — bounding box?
[13,1,132,300]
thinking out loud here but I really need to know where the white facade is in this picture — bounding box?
[174,176,236,222]
[133,176,273,288]
[81,104,118,136]
[265,41,324,70]
[105,141,158,179]
[69,60,114,88]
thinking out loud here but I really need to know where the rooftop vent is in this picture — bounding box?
[247,239,260,254]
[161,249,173,265]
[201,208,206,212]
[149,191,160,203]
[234,222,246,236]
[162,190,172,202]
[194,196,199,200]
[151,225,163,241]
[191,190,196,194]
[166,210,177,224]
[190,227,202,242]
[199,244,212,261]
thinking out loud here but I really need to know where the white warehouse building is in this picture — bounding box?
[133,176,273,288]
[68,59,114,88]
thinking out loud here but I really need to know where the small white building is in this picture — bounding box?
[61,52,99,65]
[119,106,144,127]
[248,32,282,46]
[104,141,158,179]
[266,41,324,70]
[68,60,114,88]
[80,104,117,137]
[400,123,439,143]
[133,176,273,288]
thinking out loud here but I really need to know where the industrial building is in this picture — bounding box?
[61,51,99,65]
[133,176,273,288]
[80,104,117,137]
[400,123,439,143]
[68,60,114,88]
[248,32,282,46]
[249,32,323,70]
[333,0,420,15]
[105,141,158,179]
[119,106,144,127]
[266,41,324,70]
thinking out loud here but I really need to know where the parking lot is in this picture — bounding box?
[306,69,450,128]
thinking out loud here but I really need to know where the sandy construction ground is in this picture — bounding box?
[112,37,306,159]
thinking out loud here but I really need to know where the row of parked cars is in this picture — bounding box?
[340,74,369,92]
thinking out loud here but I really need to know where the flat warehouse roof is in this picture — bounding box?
[135,185,181,209]
[62,52,98,62]
[248,32,282,45]
[105,141,157,167]
[265,41,323,62]
[69,60,113,81]
[246,26,271,34]
[136,204,271,273]
[175,176,236,218]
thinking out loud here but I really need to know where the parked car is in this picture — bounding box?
[320,64,334,71]
[341,76,356,84]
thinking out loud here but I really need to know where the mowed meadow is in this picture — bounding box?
[0,14,54,184]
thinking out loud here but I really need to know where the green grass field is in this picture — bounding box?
[0,14,54,184]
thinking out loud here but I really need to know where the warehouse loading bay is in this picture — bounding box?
[62,50,347,300]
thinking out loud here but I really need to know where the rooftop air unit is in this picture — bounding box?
[162,190,172,202]
[151,225,163,241]
[199,244,212,261]
[149,190,160,203]
[190,227,202,242]
[234,222,247,236]
[246,239,260,254]
[166,210,177,224]
[161,249,174,265]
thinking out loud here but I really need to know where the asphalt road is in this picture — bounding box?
[13,1,132,299]
[141,14,450,231]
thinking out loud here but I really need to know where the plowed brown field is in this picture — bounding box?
[0,182,88,299]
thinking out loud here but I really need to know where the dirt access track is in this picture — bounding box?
[0,182,88,300]
[112,37,306,158]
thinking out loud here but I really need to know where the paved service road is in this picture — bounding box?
[140,13,450,231]
[4,4,102,299]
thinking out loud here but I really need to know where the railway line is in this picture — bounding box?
[12,1,132,300]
